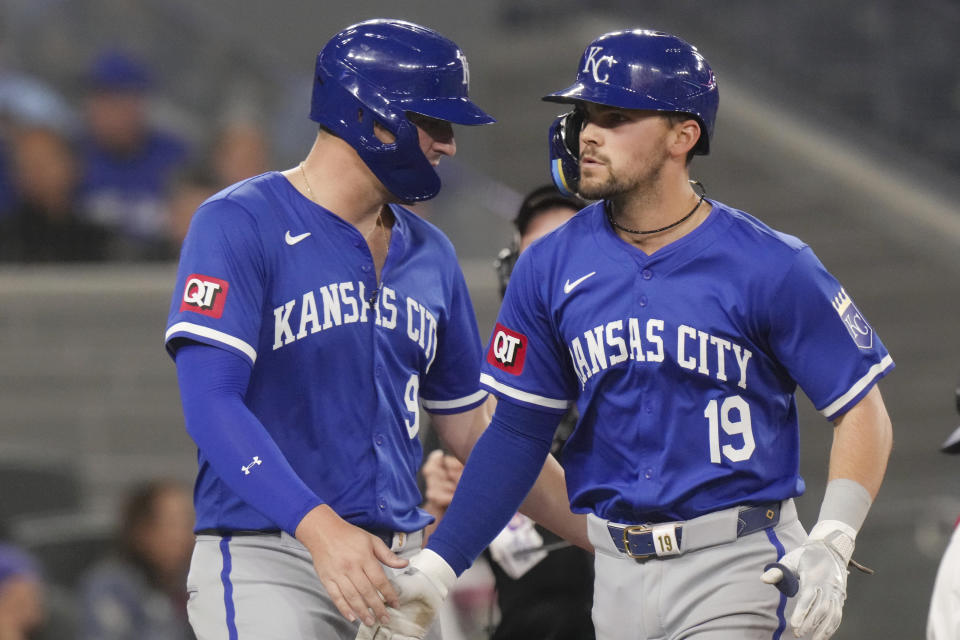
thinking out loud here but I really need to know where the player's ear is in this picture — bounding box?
[667,118,701,160]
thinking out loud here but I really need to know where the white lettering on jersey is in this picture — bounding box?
[340,282,359,324]
[678,325,698,370]
[273,300,296,349]
[732,344,752,390]
[423,311,439,374]
[406,297,421,344]
[569,339,591,388]
[271,282,436,363]
[359,282,370,323]
[646,319,665,362]
[697,330,710,375]
[319,284,341,329]
[566,318,753,390]
[628,318,645,362]
[606,321,628,366]
[710,336,732,382]
[380,287,398,329]
[297,291,320,338]
[585,326,607,374]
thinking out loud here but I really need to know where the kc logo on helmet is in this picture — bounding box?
[487,323,527,375]
[582,46,617,84]
[180,274,229,318]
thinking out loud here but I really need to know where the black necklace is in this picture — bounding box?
[607,187,706,236]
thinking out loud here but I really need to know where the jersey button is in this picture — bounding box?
[644,468,653,479]
[639,295,648,307]
[375,435,384,446]
[361,264,372,273]
[642,269,653,280]
[377,498,386,510]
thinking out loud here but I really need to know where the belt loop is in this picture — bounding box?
[392,531,407,552]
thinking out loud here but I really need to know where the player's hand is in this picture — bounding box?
[421,450,463,512]
[295,504,407,627]
[762,521,856,640]
[355,549,456,640]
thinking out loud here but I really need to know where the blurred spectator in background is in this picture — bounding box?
[78,480,195,640]
[0,544,44,640]
[209,117,269,188]
[423,185,594,640]
[167,168,218,250]
[166,117,270,251]
[926,385,960,640]
[76,49,190,260]
[0,125,110,262]
[0,69,77,221]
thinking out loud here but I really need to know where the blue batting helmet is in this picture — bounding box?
[310,19,495,202]
[543,29,718,196]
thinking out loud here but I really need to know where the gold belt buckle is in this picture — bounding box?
[622,524,654,560]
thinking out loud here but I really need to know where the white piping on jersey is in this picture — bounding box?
[819,354,893,419]
[165,321,258,364]
[479,373,569,410]
[421,389,488,411]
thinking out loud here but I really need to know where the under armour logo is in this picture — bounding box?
[241,456,262,475]
[582,46,617,83]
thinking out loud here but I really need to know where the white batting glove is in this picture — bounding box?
[762,520,855,640]
[355,549,456,640]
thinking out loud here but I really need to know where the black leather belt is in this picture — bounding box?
[606,502,782,561]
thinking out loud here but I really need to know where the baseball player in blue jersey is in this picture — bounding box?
[362,28,895,640]
[163,19,587,640]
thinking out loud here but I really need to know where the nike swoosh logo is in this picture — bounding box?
[285,231,311,246]
[563,272,596,294]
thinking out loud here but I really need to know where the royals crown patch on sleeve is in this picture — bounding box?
[180,274,230,319]
[487,323,528,375]
[832,287,872,349]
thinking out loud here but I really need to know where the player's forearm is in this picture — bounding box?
[519,455,591,551]
[430,397,493,463]
[827,385,893,499]
[426,399,558,575]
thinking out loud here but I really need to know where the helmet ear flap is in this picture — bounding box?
[494,240,520,298]
[548,109,583,197]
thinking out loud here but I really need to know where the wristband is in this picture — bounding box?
[409,549,457,598]
[816,478,872,534]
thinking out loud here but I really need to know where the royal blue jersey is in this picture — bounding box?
[165,172,486,533]
[481,200,893,524]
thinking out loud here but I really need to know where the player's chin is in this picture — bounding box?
[578,177,613,201]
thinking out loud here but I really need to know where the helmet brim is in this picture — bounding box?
[404,97,495,125]
[543,81,674,111]
[543,82,591,105]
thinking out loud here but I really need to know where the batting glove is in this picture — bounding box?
[762,520,856,640]
[355,549,456,640]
